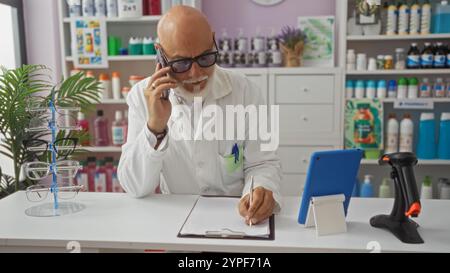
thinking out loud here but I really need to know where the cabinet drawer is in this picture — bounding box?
[281,174,306,196]
[278,146,335,174]
[279,105,335,135]
[275,75,334,104]
[246,74,267,102]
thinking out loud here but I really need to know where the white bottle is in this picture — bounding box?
[377,80,387,99]
[409,1,421,35]
[347,49,356,71]
[386,2,398,35]
[106,0,118,17]
[386,113,400,154]
[398,2,410,35]
[366,81,377,99]
[99,73,111,100]
[421,176,433,199]
[400,113,414,153]
[355,80,365,99]
[408,77,419,99]
[112,71,121,100]
[94,0,106,17]
[421,0,432,35]
[356,53,367,71]
[397,78,408,99]
[379,178,392,198]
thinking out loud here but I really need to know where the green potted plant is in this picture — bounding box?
[0,65,101,199]
[279,26,307,67]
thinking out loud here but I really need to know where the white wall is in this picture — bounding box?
[23,0,62,82]
[0,3,21,69]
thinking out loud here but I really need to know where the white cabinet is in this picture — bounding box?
[239,67,344,196]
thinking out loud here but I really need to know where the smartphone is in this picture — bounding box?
[156,49,171,100]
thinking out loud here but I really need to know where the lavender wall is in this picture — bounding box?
[202,0,336,38]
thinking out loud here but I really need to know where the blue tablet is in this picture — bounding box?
[298,149,363,225]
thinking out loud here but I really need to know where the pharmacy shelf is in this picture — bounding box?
[347,98,450,103]
[66,55,157,62]
[97,99,127,105]
[361,159,450,166]
[347,34,450,41]
[63,16,161,23]
[346,69,450,75]
[81,146,122,153]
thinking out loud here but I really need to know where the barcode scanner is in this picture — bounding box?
[370,152,424,244]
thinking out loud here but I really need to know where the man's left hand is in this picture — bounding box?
[238,187,275,226]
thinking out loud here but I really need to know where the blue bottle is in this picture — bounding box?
[417,113,437,159]
[432,0,450,34]
[360,175,374,198]
[438,113,450,159]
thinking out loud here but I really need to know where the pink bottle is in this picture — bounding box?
[87,157,97,192]
[105,157,114,192]
[77,112,90,146]
[95,160,106,192]
[94,110,109,146]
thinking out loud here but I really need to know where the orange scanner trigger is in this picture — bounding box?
[405,202,421,217]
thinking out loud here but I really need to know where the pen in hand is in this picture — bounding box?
[249,176,254,227]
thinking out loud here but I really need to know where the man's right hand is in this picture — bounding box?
[144,63,178,134]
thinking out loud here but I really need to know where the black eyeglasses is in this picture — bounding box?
[23,138,78,160]
[158,37,219,74]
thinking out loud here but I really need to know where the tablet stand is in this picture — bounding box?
[305,194,347,236]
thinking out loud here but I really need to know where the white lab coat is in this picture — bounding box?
[118,66,282,210]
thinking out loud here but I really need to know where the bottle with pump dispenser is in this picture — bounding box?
[420,176,433,199]
[360,175,374,198]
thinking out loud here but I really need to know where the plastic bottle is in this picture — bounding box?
[417,113,437,159]
[384,55,394,69]
[67,0,82,17]
[99,73,111,100]
[408,77,419,98]
[360,175,374,198]
[111,72,121,100]
[106,0,118,17]
[355,80,365,99]
[386,113,399,154]
[143,37,156,55]
[105,157,114,192]
[75,160,89,190]
[447,78,450,97]
[388,80,397,98]
[234,28,248,68]
[419,77,432,97]
[397,77,408,99]
[346,80,354,99]
[432,0,450,34]
[379,178,392,198]
[347,49,356,70]
[386,1,398,35]
[366,80,376,99]
[94,0,106,17]
[433,42,447,68]
[395,48,406,69]
[82,0,95,17]
[87,157,97,192]
[407,43,421,69]
[95,159,106,192]
[439,178,450,199]
[409,0,421,35]
[112,160,124,193]
[400,113,414,153]
[112,110,126,146]
[438,113,450,159]
[377,80,387,98]
[434,77,446,97]
[420,176,433,199]
[77,112,90,146]
[398,1,410,35]
[421,42,434,69]
[381,2,389,35]
[94,110,109,146]
[267,28,282,67]
[421,0,432,34]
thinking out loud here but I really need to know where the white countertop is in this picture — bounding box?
[0,192,449,253]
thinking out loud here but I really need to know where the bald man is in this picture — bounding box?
[118,6,282,225]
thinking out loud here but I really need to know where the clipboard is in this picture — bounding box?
[177,195,275,241]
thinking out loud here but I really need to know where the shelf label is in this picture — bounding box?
[394,100,434,110]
